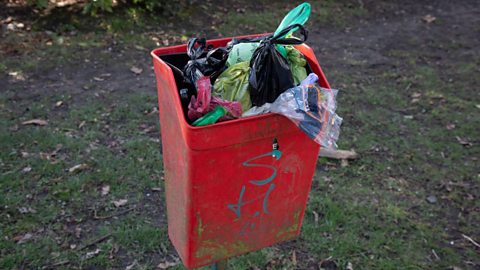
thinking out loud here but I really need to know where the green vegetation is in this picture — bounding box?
[1,0,478,269]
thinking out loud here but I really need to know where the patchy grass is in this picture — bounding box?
[1,0,479,269]
[0,90,167,269]
[218,0,367,36]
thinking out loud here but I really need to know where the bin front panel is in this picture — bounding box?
[152,34,328,268]
[188,125,319,267]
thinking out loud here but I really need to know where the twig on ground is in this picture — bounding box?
[431,249,440,260]
[319,149,358,160]
[79,233,112,250]
[462,234,480,248]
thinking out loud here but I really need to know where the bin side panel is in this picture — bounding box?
[187,120,320,268]
[153,59,192,262]
[295,44,331,89]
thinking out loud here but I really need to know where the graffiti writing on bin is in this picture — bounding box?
[227,145,282,236]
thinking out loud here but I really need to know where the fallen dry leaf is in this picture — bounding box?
[157,260,179,269]
[78,121,86,129]
[8,71,26,81]
[422,14,436,23]
[113,199,128,207]
[15,233,33,244]
[101,185,110,196]
[134,45,147,51]
[145,107,159,115]
[411,98,420,103]
[40,144,63,162]
[141,125,155,134]
[292,250,297,266]
[130,66,143,75]
[22,119,48,126]
[68,163,89,173]
[456,136,473,147]
[22,166,32,173]
[93,76,104,82]
[84,248,101,259]
[446,124,456,130]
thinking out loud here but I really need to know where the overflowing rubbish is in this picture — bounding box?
[192,106,227,127]
[242,103,272,117]
[188,76,242,122]
[269,75,342,148]
[212,61,252,112]
[300,72,319,86]
[226,40,261,67]
[249,24,308,106]
[286,45,308,85]
[273,2,311,38]
[184,38,229,90]
[160,2,342,148]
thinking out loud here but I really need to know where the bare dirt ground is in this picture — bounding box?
[1,0,479,269]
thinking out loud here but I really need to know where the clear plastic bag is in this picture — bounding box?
[242,103,272,117]
[269,83,342,148]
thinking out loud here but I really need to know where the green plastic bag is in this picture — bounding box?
[226,43,259,67]
[226,2,311,67]
[274,2,311,38]
[213,61,252,112]
[286,45,308,85]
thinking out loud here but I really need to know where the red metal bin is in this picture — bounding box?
[151,35,331,269]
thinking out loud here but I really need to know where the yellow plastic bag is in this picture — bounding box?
[286,45,307,85]
[213,61,252,112]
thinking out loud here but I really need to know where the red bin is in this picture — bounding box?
[151,35,331,269]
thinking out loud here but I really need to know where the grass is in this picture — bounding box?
[218,0,367,36]
[1,1,479,269]
[0,90,167,268]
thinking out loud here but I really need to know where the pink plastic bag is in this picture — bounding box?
[188,76,242,122]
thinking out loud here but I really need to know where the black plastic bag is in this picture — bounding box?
[184,38,229,92]
[248,24,308,106]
